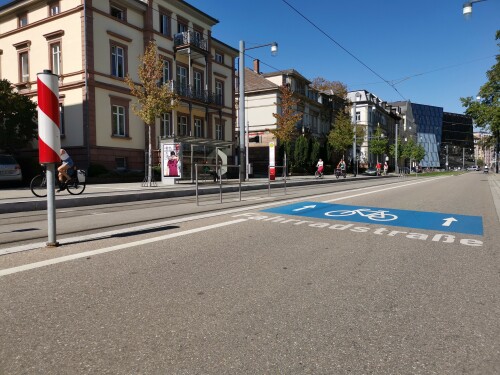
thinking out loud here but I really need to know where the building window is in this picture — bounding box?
[19,51,29,82]
[115,157,127,170]
[161,113,172,137]
[111,43,126,78]
[214,52,223,64]
[50,42,61,76]
[18,13,28,27]
[176,65,187,95]
[159,12,170,36]
[177,20,188,33]
[215,80,224,106]
[110,4,125,21]
[194,118,203,138]
[112,105,126,136]
[193,70,202,97]
[215,118,224,140]
[49,2,60,16]
[178,115,187,136]
[162,59,170,84]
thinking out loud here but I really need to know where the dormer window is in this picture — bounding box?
[49,2,60,16]
[18,13,28,27]
[110,4,125,21]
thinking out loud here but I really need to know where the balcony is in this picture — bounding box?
[174,31,209,55]
[172,81,223,106]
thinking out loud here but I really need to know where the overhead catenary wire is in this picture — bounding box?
[280,0,407,101]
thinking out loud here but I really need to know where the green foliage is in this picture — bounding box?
[460,30,500,135]
[309,138,321,167]
[87,163,109,177]
[369,125,388,162]
[401,138,426,163]
[327,111,353,154]
[0,79,38,153]
[294,136,309,169]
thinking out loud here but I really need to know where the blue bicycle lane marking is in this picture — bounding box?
[261,201,483,236]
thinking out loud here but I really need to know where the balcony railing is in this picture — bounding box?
[174,31,208,52]
[172,81,223,106]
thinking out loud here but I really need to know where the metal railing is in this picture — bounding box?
[195,163,241,206]
[172,81,223,106]
[173,31,208,51]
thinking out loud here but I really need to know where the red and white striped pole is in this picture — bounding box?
[37,70,60,247]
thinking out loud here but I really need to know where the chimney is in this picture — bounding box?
[253,59,260,74]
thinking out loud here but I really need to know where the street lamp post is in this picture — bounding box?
[238,40,278,182]
[463,0,487,16]
[395,123,399,174]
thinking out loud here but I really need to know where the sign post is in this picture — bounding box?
[37,70,61,247]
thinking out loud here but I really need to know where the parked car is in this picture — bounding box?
[467,165,480,171]
[0,154,23,183]
[363,167,378,176]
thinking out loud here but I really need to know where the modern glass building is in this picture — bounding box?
[391,101,442,168]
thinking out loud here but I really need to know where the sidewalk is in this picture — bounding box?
[0,174,370,214]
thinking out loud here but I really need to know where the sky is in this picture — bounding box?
[186,0,499,115]
[1,0,498,115]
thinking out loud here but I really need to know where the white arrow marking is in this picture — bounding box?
[293,205,316,212]
[442,217,458,227]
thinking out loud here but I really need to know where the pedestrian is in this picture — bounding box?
[383,161,388,175]
[376,161,381,176]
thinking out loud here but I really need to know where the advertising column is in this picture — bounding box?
[161,142,182,185]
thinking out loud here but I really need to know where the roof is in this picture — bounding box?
[240,68,279,93]
[262,69,311,84]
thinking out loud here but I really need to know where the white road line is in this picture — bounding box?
[0,177,444,257]
[0,219,247,277]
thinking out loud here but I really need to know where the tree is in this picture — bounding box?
[309,138,321,169]
[369,125,388,163]
[125,40,179,186]
[401,138,426,167]
[461,30,500,171]
[293,135,308,171]
[327,110,353,156]
[310,77,347,98]
[0,79,37,153]
[389,137,404,168]
[327,110,365,164]
[272,85,302,173]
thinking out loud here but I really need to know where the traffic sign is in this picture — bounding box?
[262,202,483,235]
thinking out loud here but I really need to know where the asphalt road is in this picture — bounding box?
[1,173,499,374]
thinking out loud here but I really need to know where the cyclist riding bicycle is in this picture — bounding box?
[57,148,74,192]
[316,158,324,177]
[336,159,346,178]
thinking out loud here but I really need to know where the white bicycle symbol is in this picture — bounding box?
[325,208,398,222]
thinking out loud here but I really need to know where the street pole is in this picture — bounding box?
[395,123,399,174]
[238,40,246,182]
[446,145,449,171]
[462,147,465,170]
[352,101,357,176]
[245,120,249,180]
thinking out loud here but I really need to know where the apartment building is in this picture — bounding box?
[348,90,401,168]
[0,0,237,176]
[237,60,336,175]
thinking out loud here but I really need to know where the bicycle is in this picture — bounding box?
[30,166,86,197]
[335,168,346,179]
[325,208,398,221]
[315,169,324,178]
